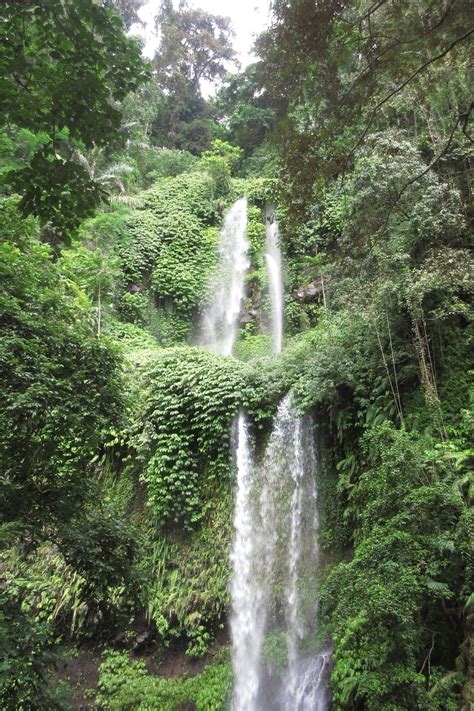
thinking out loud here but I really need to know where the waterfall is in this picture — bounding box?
[286,416,308,700]
[200,197,249,356]
[265,208,283,353]
[230,396,329,710]
[230,414,264,711]
[226,198,329,708]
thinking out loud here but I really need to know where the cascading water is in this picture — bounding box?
[200,197,249,356]
[286,416,309,700]
[265,207,283,353]
[230,396,330,711]
[229,414,265,711]
[228,202,330,708]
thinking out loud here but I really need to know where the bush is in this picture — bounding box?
[135,347,246,528]
[95,651,231,711]
[0,590,67,710]
[116,290,150,326]
[320,424,465,710]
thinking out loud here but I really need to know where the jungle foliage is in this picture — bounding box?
[0,0,148,238]
[255,1,473,708]
[95,650,232,710]
[0,0,472,709]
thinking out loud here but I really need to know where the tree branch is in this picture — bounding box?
[348,27,474,159]
[419,631,437,676]
[375,106,471,235]
[342,0,459,105]
[353,0,390,28]
[12,73,33,94]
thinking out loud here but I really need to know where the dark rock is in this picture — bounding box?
[133,630,151,650]
[295,278,323,301]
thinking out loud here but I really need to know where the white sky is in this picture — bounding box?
[130,0,271,68]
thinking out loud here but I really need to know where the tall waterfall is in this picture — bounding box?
[230,414,265,711]
[265,208,283,353]
[230,396,330,711]
[218,197,330,708]
[200,197,249,356]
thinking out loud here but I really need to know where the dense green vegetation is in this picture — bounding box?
[0,0,472,709]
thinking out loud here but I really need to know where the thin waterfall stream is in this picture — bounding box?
[230,414,265,711]
[199,197,249,356]
[265,207,283,354]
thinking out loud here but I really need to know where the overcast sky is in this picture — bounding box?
[130,0,271,68]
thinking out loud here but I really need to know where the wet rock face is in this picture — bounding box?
[295,278,323,302]
[133,630,152,651]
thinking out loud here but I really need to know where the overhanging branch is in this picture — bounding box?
[347,27,474,160]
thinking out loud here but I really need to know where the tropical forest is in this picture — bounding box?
[0,0,472,709]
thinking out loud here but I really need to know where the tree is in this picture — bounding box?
[0,0,149,238]
[59,245,121,336]
[215,63,276,157]
[154,0,236,93]
[0,197,130,703]
[0,208,123,531]
[257,0,473,216]
[104,0,145,30]
[149,0,237,153]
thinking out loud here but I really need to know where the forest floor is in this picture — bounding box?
[51,625,229,708]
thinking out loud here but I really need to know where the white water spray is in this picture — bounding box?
[286,416,308,700]
[231,396,328,710]
[226,200,329,709]
[200,197,249,356]
[265,208,283,353]
[230,414,264,711]
[282,650,332,711]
